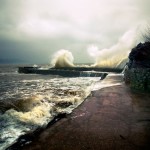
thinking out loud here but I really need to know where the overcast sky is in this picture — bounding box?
[0,0,150,64]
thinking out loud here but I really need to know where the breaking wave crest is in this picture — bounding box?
[51,49,75,68]
[0,76,99,150]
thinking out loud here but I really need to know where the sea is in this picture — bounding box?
[0,64,104,150]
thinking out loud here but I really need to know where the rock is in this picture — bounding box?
[124,42,150,92]
[128,42,150,68]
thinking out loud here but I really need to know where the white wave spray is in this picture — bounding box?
[51,49,75,68]
[88,29,139,69]
[51,28,142,69]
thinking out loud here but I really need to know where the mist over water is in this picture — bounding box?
[88,29,139,68]
[51,29,139,69]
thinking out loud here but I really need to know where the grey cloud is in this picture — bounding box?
[0,0,149,64]
[0,0,24,28]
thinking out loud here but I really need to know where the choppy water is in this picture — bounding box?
[0,64,102,150]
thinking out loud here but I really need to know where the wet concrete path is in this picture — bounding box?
[22,75,150,150]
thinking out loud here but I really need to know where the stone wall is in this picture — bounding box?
[124,68,150,92]
[124,42,150,92]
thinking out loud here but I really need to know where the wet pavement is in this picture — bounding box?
[20,75,150,150]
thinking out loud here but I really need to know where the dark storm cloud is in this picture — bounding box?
[0,0,150,64]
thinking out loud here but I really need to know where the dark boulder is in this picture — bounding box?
[128,42,150,68]
[124,42,150,92]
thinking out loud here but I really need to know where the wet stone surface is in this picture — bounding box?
[8,76,150,150]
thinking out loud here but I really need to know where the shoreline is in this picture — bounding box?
[7,75,150,150]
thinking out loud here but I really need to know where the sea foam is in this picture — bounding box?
[0,77,99,150]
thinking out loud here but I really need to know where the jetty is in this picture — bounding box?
[18,66,122,77]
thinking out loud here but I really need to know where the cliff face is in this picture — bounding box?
[124,42,150,92]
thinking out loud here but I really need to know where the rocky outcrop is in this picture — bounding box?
[124,42,150,92]
[128,42,150,68]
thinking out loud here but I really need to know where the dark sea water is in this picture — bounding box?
[0,64,103,150]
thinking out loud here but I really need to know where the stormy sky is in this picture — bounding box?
[0,0,150,64]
